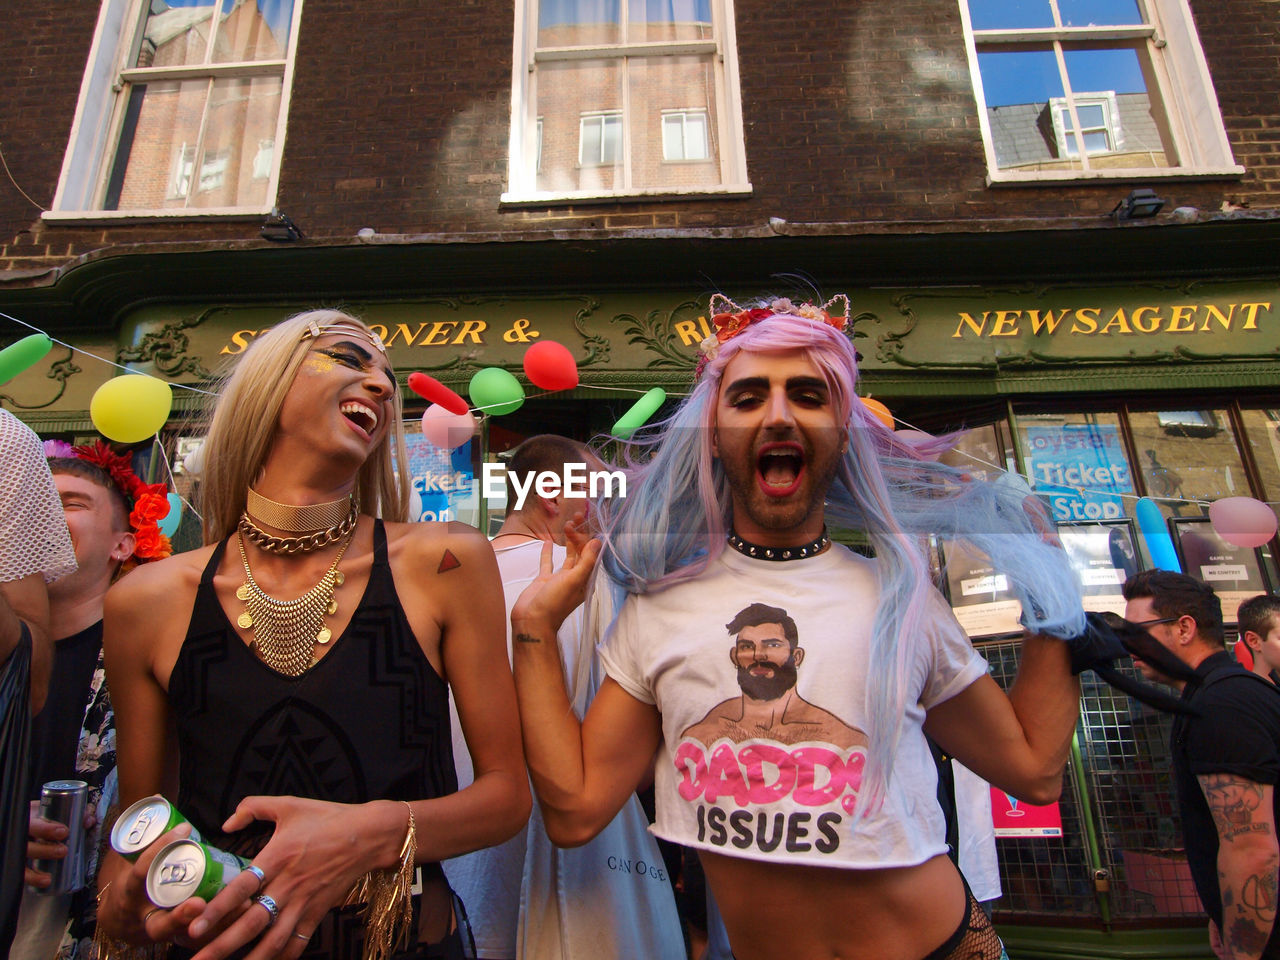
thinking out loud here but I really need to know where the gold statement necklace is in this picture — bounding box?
[236,528,353,677]
[241,490,356,555]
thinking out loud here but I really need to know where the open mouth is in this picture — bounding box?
[339,401,379,437]
[757,443,804,497]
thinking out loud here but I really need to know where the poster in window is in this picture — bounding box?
[938,539,1024,638]
[1171,517,1271,624]
[1057,520,1141,617]
[1022,422,1134,524]
[401,424,480,527]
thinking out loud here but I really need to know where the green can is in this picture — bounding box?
[111,796,201,861]
[145,839,250,908]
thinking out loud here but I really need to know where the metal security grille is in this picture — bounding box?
[979,637,1201,921]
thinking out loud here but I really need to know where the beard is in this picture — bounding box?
[737,656,799,701]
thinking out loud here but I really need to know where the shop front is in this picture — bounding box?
[4,270,1278,957]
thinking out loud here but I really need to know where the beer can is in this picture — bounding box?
[110,796,201,861]
[32,780,88,895]
[145,839,251,908]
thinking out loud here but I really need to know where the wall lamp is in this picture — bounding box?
[1111,188,1166,222]
[260,208,303,242]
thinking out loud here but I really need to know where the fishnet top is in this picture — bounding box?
[0,410,75,584]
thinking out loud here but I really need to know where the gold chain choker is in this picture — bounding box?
[236,528,353,677]
[239,506,358,555]
[246,489,352,532]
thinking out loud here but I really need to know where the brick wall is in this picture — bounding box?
[0,0,1275,277]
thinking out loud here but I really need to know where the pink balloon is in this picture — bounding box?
[523,341,579,391]
[421,405,477,450]
[1209,496,1278,549]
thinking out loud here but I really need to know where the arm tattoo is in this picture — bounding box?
[1200,774,1268,843]
[515,633,542,644]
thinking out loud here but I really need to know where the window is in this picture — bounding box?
[580,112,623,165]
[958,0,1242,182]
[50,0,301,217]
[504,0,750,202]
[662,109,709,161]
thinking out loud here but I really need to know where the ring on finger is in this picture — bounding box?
[143,906,165,925]
[292,932,312,942]
[244,864,266,890]
[253,894,280,927]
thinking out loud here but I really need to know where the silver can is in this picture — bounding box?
[110,796,201,861]
[32,780,88,895]
[145,839,250,908]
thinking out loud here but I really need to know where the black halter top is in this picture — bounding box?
[168,520,458,857]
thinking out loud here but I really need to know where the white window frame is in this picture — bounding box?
[959,0,1243,184]
[662,108,710,161]
[503,0,751,204]
[46,0,304,220]
[579,111,623,166]
[1048,91,1120,156]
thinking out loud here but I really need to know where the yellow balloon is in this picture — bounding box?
[90,375,173,443]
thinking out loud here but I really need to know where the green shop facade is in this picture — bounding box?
[3,233,1279,960]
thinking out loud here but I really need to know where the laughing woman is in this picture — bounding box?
[96,310,528,960]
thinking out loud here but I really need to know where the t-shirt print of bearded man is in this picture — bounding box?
[682,602,868,750]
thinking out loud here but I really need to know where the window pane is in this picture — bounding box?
[136,0,217,68]
[1077,103,1106,127]
[600,114,622,163]
[212,0,294,63]
[662,114,683,159]
[1082,129,1110,151]
[1240,408,1280,503]
[627,55,719,189]
[684,110,708,159]
[1015,412,1133,524]
[538,60,623,191]
[978,49,1082,171]
[106,79,208,209]
[1129,409,1247,508]
[1057,0,1143,27]
[1063,47,1174,169]
[627,0,712,41]
[538,0,620,46]
[186,75,281,208]
[968,0,1053,31]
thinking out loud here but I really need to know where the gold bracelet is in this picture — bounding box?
[342,801,417,960]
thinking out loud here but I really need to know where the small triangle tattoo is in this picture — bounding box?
[438,549,462,573]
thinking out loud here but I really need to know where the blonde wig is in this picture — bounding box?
[199,309,410,543]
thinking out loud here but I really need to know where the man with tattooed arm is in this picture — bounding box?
[1124,570,1280,960]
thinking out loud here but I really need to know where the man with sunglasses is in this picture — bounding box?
[1123,570,1280,960]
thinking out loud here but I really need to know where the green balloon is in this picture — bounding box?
[611,388,666,439]
[0,333,52,385]
[469,367,525,417]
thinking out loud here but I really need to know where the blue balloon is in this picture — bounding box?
[157,493,183,538]
[1135,497,1182,572]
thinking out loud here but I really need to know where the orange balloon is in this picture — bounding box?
[860,396,895,430]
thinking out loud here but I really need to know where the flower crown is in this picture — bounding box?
[44,439,173,565]
[695,294,851,379]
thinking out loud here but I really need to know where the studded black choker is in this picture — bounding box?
[727,527,830,561]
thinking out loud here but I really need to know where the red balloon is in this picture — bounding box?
[407,372,469,415]
[523,340,579,392]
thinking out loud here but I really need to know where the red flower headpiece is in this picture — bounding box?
[61,440,173,564]
[695,294,851,379]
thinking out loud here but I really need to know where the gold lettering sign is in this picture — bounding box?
[951,302,1271,339]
